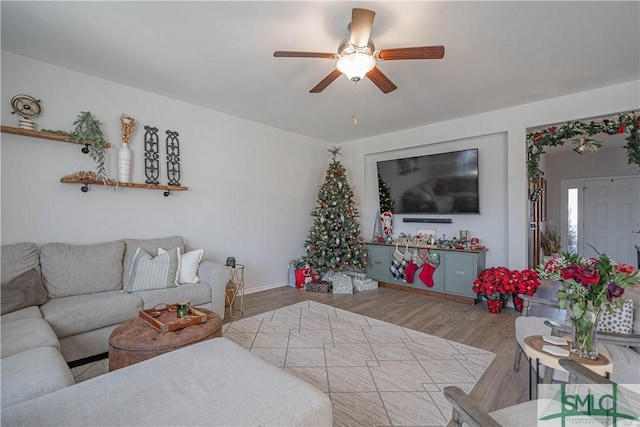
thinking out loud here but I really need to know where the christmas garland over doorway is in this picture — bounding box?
[527,111,640,182]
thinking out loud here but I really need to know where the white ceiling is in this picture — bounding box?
[2,1,639,143]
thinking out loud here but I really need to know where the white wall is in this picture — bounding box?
[3,51,638,282]
[341,80,640,270]
[1,51,329,293]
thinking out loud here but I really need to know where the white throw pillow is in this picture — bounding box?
[159,248,203,284]
[124,247,181,292]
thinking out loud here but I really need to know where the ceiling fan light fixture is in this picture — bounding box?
[336,53,376,81]
[572,137,602,155]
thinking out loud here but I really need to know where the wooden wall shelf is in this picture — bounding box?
[60,176,188,196]
[1,125,111,148]
[4,124,187,197]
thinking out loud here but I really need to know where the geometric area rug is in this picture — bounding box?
[222,301,496,426]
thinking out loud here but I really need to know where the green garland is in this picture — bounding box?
[527,112,640,182]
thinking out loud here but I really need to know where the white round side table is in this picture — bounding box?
[523,335,612,399]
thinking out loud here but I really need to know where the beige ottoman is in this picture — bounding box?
[108,308,222,371]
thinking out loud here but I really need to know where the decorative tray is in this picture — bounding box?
[139,304,208,333]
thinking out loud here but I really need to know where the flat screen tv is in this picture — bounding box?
[376,148,479,214]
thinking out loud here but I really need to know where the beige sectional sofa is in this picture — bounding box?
[2,236,230,364]
[1,236,230,407]
[1,236,333,426]
[3,338,333,427]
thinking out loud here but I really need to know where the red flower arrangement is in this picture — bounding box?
[473,267,512,300]
[473,267,540,313]
[513,269,540,296]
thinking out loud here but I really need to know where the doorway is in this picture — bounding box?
[526,113,640,268]
[560,176,640,266]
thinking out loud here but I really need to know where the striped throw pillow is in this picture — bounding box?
[124,247,180,292]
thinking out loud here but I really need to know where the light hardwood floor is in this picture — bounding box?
[226,285,535,414]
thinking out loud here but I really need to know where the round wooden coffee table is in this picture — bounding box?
[108,307,222,371]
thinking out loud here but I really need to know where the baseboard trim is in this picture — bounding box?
[378,282,477,305]
[245,281,289,295]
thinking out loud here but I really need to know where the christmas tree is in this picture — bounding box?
[304,147,367,273]
[378,174,395,213]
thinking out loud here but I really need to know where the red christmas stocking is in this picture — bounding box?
[419,263,436,287]
[403,261,419,283]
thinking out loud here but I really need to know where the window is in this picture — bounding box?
[560,179,583,256]
[567,188,578,254]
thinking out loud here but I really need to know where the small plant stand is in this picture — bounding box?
[225,264,245,318]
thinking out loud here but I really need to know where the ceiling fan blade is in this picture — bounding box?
[375,46,445,61]
[310,69,343,93]
[274,51,336,59]
[349,8,375,48]
[366,67,397,94]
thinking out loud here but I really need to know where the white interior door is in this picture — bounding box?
[582,176,640,265]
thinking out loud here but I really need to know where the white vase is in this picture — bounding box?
[118,144,131,183]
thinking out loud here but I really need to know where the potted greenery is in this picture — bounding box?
[44,111,108,180]
[540,227,561,258]
[71,112,107,180]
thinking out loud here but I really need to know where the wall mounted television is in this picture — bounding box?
[376,148,480,214]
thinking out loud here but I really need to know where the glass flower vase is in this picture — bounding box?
[569,307,601,360]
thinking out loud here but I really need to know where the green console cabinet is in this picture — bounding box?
[365,243,486,302]
[441,251,485,298]
[366,244,391,283]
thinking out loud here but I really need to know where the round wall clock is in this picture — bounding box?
[10,94,42,130]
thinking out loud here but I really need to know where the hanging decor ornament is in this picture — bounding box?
[144,125,160,184]
[165,130,181,186]
[118,114,137,183]
[527,111,640,182]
